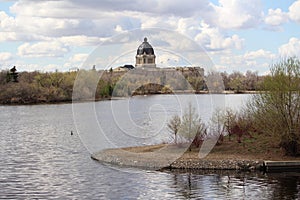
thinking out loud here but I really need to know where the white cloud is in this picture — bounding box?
[2,1,245,50]
[11,0,212,18]
[8,0,213,38]
[15,16,96,37]
[17,41,70,58]
[211,0,263,29]
[219,54,243,67]
[140,15,179,31]
[0,11,16,31]
[244,49,276,60]
[63,53,89,70]
[156,53,181,67]
[1,0,290,73]
[0,52,13,61]
[264,8,289,26]
[0,32,17,42]
[59,36,103,46]
[195,22,244,50]
[69,53,89,63]
[210,48,276,73]
[176,18,202,38]
[19,63,61,72]
[288,0,300,23]
[279,37,300,57]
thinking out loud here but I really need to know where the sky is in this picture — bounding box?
[0,0,300,74]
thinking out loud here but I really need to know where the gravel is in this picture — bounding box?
[91,144,264,171]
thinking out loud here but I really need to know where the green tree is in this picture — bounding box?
[229,71,245,93]
[248,57,300,156]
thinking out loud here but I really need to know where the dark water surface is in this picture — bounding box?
[1,94,300,199]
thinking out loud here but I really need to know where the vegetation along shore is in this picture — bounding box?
[1,66,262,105]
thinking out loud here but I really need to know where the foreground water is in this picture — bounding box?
[1,94,300,199]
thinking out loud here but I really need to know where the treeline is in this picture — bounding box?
[0,68,265,104]
[220,70,264,92]
[0,71,77,104]
[0,69,126,104]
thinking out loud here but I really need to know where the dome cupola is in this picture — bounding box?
[137,37,155,55]
[135,37,156,68]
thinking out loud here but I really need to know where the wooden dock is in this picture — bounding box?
[263,161,300,172]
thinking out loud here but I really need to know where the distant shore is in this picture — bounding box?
[0,90,257,106]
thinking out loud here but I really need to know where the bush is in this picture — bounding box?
[248,57,300,156]
[217,108,255,144]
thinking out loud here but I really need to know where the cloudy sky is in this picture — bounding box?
[0,0,299,74]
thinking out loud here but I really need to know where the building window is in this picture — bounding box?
[148,58,153,63]
[143,58,146,63]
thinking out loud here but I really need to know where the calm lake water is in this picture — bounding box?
[1,94,300,199]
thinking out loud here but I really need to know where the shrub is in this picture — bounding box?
[248,57,300,156]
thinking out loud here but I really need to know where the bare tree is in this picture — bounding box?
[210,108,225,145]
[167,114,181,144]
[179,103,206,151]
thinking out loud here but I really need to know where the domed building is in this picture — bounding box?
[135,37,156,68]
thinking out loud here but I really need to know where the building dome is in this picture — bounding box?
[135,37,156,68]
[137,37,155,55]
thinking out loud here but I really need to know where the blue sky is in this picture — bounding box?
[0,0,300,74]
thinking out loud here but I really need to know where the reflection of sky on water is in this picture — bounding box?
[76,94,249,152]
[1,101,300,199]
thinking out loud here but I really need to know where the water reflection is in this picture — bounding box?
[1,95,300,199]
[160,169,300,199]
[267,173,300,199]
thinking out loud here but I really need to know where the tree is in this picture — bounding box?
[178,103,206,151]
[167,114,181,144]
[210,108,225,145]
[220,72,230,90]
[244,70,258,90]
[206,71,224,93]
[229,71,245,93]
[248,57,300,156]
[223,108,237,141]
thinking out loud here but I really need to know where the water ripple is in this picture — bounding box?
[0,96,300,199]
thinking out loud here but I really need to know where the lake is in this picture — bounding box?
[1,94,300,199]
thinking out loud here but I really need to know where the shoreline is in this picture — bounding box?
[91,144,300,172]
[0,91,256,106]
[91,144,265,171]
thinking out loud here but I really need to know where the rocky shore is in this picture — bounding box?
[91,144,263,171]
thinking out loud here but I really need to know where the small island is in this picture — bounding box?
[92,133,300,172]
